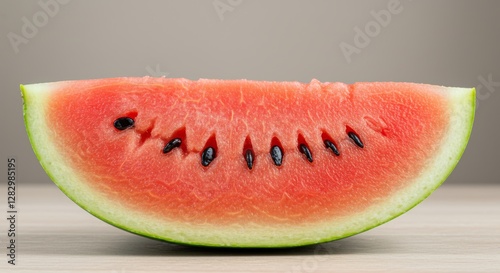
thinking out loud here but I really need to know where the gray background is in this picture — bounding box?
[1,0,498,185]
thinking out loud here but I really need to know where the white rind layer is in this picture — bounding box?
[21,81,475,247]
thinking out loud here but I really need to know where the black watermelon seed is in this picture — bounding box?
[324,140,340,156]
[299,144,313,163]
[163,138,182,154]
[113,117,134,130]
[348,132,364,148]
[245,149,254,170]
[201,147,216,167]
[270,145,283,166]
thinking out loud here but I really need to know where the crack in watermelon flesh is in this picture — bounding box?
[21,78,475,247]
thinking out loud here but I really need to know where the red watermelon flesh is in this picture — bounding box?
[21,78,475,247]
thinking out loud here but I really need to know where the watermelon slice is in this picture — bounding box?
[21,78,475,247]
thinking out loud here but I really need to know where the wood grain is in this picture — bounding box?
[1,184,499,273]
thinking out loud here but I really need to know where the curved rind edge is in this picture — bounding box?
[328,87,476,242]
[21,82,476,248]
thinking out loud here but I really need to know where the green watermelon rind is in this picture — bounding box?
[21,82,475,248]
[332,87,476,242]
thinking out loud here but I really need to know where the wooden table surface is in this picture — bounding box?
[1,184,499,273]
